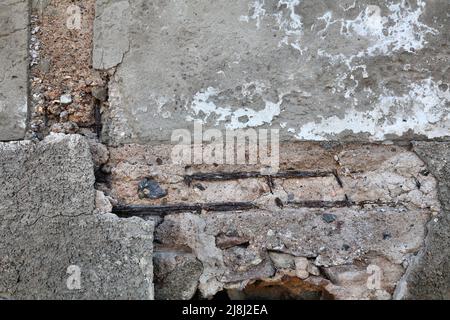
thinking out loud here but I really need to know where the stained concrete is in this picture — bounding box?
[0,0,29,141]
[0,134,154,299]
[93,0,450,145]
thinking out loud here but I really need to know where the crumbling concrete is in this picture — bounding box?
[93,0,449,145]
[394,142,450,300]
[29,0,99,137]
[154,205,432,300]
[0,134,154,300]
[0,0,29,141]
[106,143,440,210]
[153,251,203,300]
[104,143,442,299]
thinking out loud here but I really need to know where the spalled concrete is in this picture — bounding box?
[394,142,450,300]
[93,0,449,145]
[107,143,442,300]
[154,251,203,300]
[106,143,440,210]
[155,204,433,300]
[0,134,154,300]
[0,0,29,141]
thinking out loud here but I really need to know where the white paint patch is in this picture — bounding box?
[342,1,438,56]
[275,0,304,51]
[340,1,356,12]
[295,79,450,140]
[187,84,283,130]
[277,0,303,36]
[318,0,438,60]
[316,1,438,107]
[240,0,305,51]
[240,0,266,29]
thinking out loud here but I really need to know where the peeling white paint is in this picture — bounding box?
[317,11,340,38]
[275,0,304,51]
[240,0,305,51]
[187,84,282,130]
[316,1,438,107]
[343,1,438,56]
[295,79,450,140]
[317,1,438,58]
[277,0,303,36]
[316,0,438,75]
[340,1,356,12]
[240,0,266,29]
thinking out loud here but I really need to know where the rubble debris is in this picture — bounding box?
[59,94,73,105]
[138,178,168,200]
[322,214,337,224]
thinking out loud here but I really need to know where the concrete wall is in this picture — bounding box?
[93,0,449,145]
[0,0,29,141]
[0,0,448,300]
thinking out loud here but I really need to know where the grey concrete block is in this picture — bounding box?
[0,134,154,300]
[93,0,131,70]
[0,0,29,141]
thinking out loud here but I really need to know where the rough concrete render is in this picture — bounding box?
[0,0,29,141]
[0,134,154,299]
[0,0,449,300]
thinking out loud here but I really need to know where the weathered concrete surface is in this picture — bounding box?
[93,0,449,145]
[0,134,154,300]
[394,142,450,300]
[0,0,29,141]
